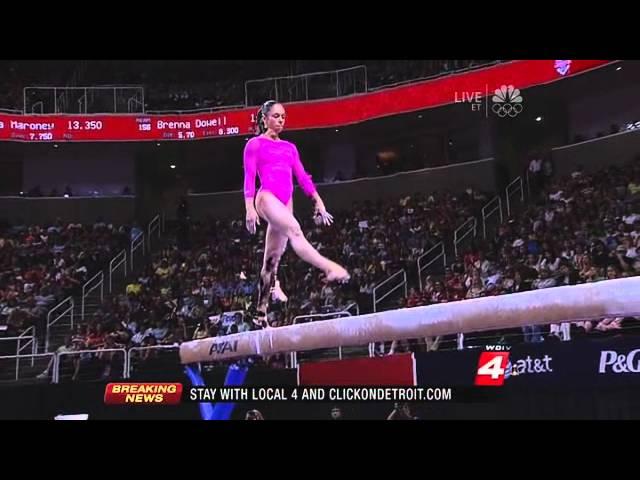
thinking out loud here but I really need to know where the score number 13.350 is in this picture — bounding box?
[67,120,103,130]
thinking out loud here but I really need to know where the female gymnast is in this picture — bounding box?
[243,100,349,328]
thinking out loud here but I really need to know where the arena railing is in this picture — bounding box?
[0,337,22,357]
[23,86,144,115]
[81,271,104,322]
[2,346,178,383]
[9,62,506,115]
[108,249,127,294]
[0,353,55,382]
[367,61,503,92]
[505,176,524,218]
[17,327,37,365]
[244,65,367,106]
[146,104,245,115]
[372,269,408,313]
[0,328,37,379]
[147,214,161,251]
[481,195,503,240]
[45,297,74,353]
[453,217,477,258]
[126,345,179,379]
[344,302,360,316]
[39,217,164,355]
[53,348,126,384]
[130,231,145,271]
[417,242,446,291]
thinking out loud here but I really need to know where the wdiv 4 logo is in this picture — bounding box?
[474,345,512,387]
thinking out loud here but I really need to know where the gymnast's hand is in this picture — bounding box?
[314,198,334,226]
[246,207,260,234]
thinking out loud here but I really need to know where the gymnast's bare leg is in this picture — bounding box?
[258,192,348,277]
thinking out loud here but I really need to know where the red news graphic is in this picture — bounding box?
[475,347,511,387]
[104,383,183,405]
[0,60,611,143]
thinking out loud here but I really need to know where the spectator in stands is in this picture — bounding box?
[235,312,251,333]
[406,287,421,308]
[150,319,168,341]
[112,322,131,345]
[159,325,179,345]
[17,152,638,375]
[0,220,129,337]
[245,409,264,420]
[131,323,151,346]
[629,175,640,197]
[330,406,343,420]
[542,157,553,186]
[192,319,209,340]
[387,402,418,420]
[97,333,123,379]
[528,154,543,193]
[140,335,159,362]
[37,335,76,379]
[155,259,171,281]
[86,323,106,349]
[465,275,485,299]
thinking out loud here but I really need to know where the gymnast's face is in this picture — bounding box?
[264,103,286,134]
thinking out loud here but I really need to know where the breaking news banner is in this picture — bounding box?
[104,384,501,405]
[104,383,183,405]
[191,386,502,403]
[186,386,463,402]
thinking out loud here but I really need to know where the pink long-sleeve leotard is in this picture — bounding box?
[243,136,316,205]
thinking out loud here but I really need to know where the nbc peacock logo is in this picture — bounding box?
[491,85,524,118]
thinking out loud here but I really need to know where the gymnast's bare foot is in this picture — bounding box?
[271,280,288,302]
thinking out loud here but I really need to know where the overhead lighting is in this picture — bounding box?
[616,66,622,71]
[170,164,176,169]
[156,142,161,147]
[335,129,340,132]
[535,116,543,122]
[418,114,423,119]
[53,144,59,148]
